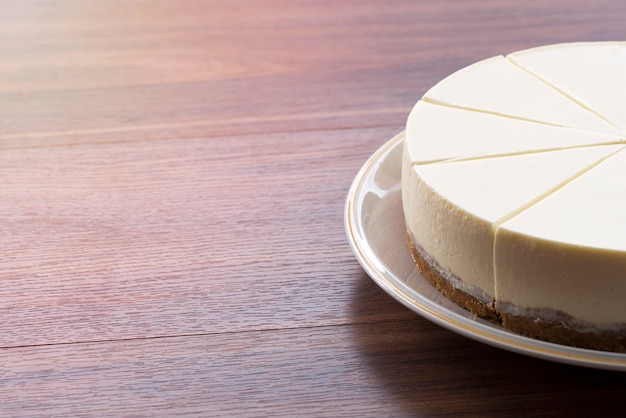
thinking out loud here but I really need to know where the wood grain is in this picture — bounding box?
[2,0,626,415]
[0,125,411,347]
[1,0,623,147]
[2,319,626,417]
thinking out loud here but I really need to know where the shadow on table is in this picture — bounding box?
[349,275,626,417]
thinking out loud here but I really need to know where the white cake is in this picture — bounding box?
[402,42,626,351]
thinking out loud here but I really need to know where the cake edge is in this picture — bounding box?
[407,232,626,353]
[407,234,499,322]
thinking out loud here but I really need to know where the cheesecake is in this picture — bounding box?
[402,42,626,351]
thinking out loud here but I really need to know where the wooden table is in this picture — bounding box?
[3,0,626,415]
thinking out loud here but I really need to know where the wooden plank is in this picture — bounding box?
[0,125,412,347]
[2,319,625,416]
[2,0,624,147]
[3,0,626,414]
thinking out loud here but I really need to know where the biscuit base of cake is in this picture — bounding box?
[407,235,499,322]
[499,309,626,353]
[407,232,626,353]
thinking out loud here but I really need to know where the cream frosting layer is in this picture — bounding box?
[402,41,626,329]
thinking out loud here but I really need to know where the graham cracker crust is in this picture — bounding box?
[500,312,626,353]
[407,232,626,353]
[407,235,499,322]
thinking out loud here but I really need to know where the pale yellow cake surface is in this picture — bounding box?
[402,41,626,349]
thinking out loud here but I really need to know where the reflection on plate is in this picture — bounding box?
[345,131,626,371]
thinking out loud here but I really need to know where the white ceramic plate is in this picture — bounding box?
[345,131,626,371]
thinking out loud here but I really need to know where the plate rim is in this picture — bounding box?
[345,131,626,371]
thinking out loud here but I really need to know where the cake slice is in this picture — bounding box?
[404,100,622,165]
[404,144,625,320]
[495,147,626,350]
[509,42,626,132]
[422,54,622,136]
